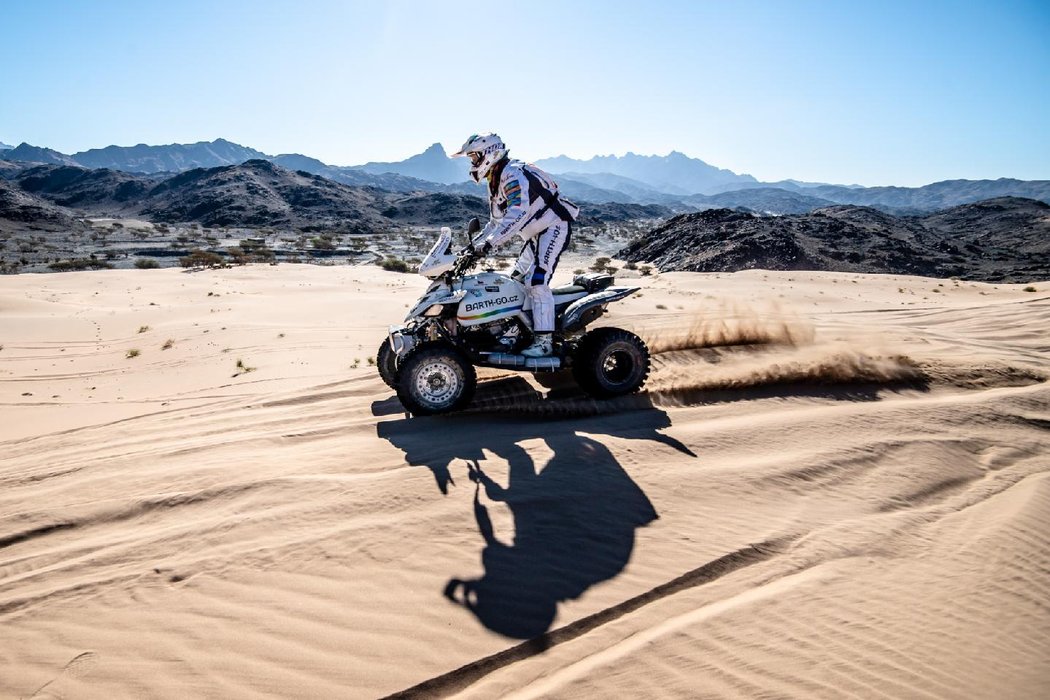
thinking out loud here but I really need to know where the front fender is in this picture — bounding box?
[406,288,466,321]
[560,286,639,333]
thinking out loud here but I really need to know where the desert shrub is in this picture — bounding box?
[590,257,611,273]
[624,260,638,270]
[1023,286,1037,292]
[49,258,114,272]
[230,241,274,264]
[639,265,653,276]
[135,257,160,269]
[126,349,140,358]
[179,249,224,269]
[380,256,412,273]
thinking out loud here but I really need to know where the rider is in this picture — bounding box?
[452,133,579,358]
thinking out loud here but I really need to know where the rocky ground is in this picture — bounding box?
[0,212,654,275]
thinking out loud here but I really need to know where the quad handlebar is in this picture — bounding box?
[449,246,481,278]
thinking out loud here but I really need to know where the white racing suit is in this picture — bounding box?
[472,159,579,333]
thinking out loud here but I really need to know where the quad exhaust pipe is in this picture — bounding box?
[486,353,561,371]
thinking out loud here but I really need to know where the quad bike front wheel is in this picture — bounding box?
[572,327,651,399]
[377,338,398,388]
[395,344,477,416]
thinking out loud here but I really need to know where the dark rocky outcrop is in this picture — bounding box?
[16,165,156,213]
[619,198,1050,282]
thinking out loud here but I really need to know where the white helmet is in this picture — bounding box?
[452,133,507,183]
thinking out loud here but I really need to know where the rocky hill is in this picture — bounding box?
[619,198,1050,282]
[0,160,24,177]
[577,202,672,225]
[141,160,397,232]
[15,165,157,213]
[376,191,487,226]
[684,187,838,215]
[0,179,78,228]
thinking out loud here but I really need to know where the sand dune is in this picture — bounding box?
[1,264,1048,698]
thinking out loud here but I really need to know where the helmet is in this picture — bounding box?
[452,133,507,183]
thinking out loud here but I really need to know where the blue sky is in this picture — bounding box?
[1,0,1047,186]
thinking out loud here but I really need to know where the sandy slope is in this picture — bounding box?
[1,264,1048,699]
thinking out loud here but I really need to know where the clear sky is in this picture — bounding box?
[1,0,1047,186]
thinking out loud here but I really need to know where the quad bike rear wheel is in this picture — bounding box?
[572,327,650,399]
[395,344,477,416]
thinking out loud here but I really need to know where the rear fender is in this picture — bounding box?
[560,286,639,333]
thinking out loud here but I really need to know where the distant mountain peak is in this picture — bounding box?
[353,143,468,185]
[1,142,80,166]
[534,150,755,196]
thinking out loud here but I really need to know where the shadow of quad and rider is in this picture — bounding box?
[375,378,695,639]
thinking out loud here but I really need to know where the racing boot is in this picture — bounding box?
[521,333,553,358]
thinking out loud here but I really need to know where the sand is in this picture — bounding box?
[1,263,1048,698]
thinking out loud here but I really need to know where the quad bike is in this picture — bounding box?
[378,218,650,415]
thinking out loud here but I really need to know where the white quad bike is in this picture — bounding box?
[378,218,651,416]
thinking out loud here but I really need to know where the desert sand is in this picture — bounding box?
[1,262,1048,698]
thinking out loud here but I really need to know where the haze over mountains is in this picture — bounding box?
[3,138,1048,215]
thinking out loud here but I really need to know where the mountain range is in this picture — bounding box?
[3,138,1048,215]
[3,159,667,234]
[536,151,757,195]
[3,154,1047,283]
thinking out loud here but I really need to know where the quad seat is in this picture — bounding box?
[572,272,615,293]
[550,273,615,297]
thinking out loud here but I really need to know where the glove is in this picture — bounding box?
[478,241,492,256]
